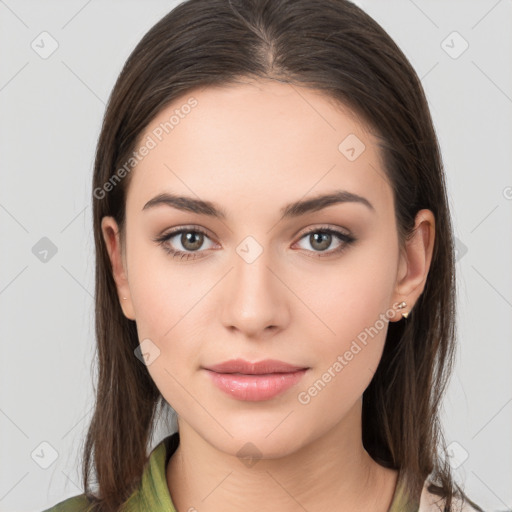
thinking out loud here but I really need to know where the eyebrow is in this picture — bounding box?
[142,190,375,219]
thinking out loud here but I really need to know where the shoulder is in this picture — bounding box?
[419,480,485,512]
[41,493,96,512]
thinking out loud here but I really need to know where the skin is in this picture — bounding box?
[102,79,435,512]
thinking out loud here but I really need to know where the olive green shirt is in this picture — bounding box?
[41,432,477,512]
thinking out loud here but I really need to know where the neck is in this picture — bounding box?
[166,401,398,512]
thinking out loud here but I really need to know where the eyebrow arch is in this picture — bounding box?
[141,190,375,219]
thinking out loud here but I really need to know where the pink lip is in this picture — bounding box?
[204,358,307,374]
[203,359,309,401]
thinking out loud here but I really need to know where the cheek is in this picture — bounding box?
[295,296,391,421]
[132,265,204,414]
[127,245,206,392]
[294,242,397,410]
[128,237,199,337]
[299,247,397,352]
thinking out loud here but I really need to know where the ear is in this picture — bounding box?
[389,209,436,322]
[101,216,136,320]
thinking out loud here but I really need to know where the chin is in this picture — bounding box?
[200,421,309,461]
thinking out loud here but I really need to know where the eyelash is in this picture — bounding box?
[153,225,356,261]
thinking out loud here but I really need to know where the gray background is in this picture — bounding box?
[0,1,511,511]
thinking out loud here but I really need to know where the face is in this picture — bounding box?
[102,79,433,459]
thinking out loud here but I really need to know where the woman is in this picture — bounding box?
[44,0,485,510]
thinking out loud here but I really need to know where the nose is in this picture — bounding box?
[219,242,290,339]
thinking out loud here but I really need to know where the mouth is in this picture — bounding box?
[202,359,309,401]
[203,358,308,375]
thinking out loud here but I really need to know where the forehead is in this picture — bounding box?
[126,80,392,217]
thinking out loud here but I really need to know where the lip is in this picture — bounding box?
[204,358,307,375]
[203,359,309,401]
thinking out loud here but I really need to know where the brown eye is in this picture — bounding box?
[154,226,216,260]
[308,232,332,251]
[295,227,356,258]
[179,231,204,251]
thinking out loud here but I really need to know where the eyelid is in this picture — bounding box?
[157,224,213,238]
[296,223,352,238]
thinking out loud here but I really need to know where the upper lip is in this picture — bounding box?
[204,358,308,375]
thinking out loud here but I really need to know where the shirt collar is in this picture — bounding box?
[122,431,180,511]
[388,469,421,512]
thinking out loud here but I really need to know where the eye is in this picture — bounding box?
[153,226,217,260]
[154,224,356,261]
[294,226,356,258]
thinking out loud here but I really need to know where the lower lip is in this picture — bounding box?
[204,369,308,401]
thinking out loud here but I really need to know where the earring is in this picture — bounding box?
[396,301,409,319]
[122,297,127,300]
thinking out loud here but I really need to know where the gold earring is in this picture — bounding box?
[396,301,409,319]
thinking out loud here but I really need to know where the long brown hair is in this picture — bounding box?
[84,0,478,510]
